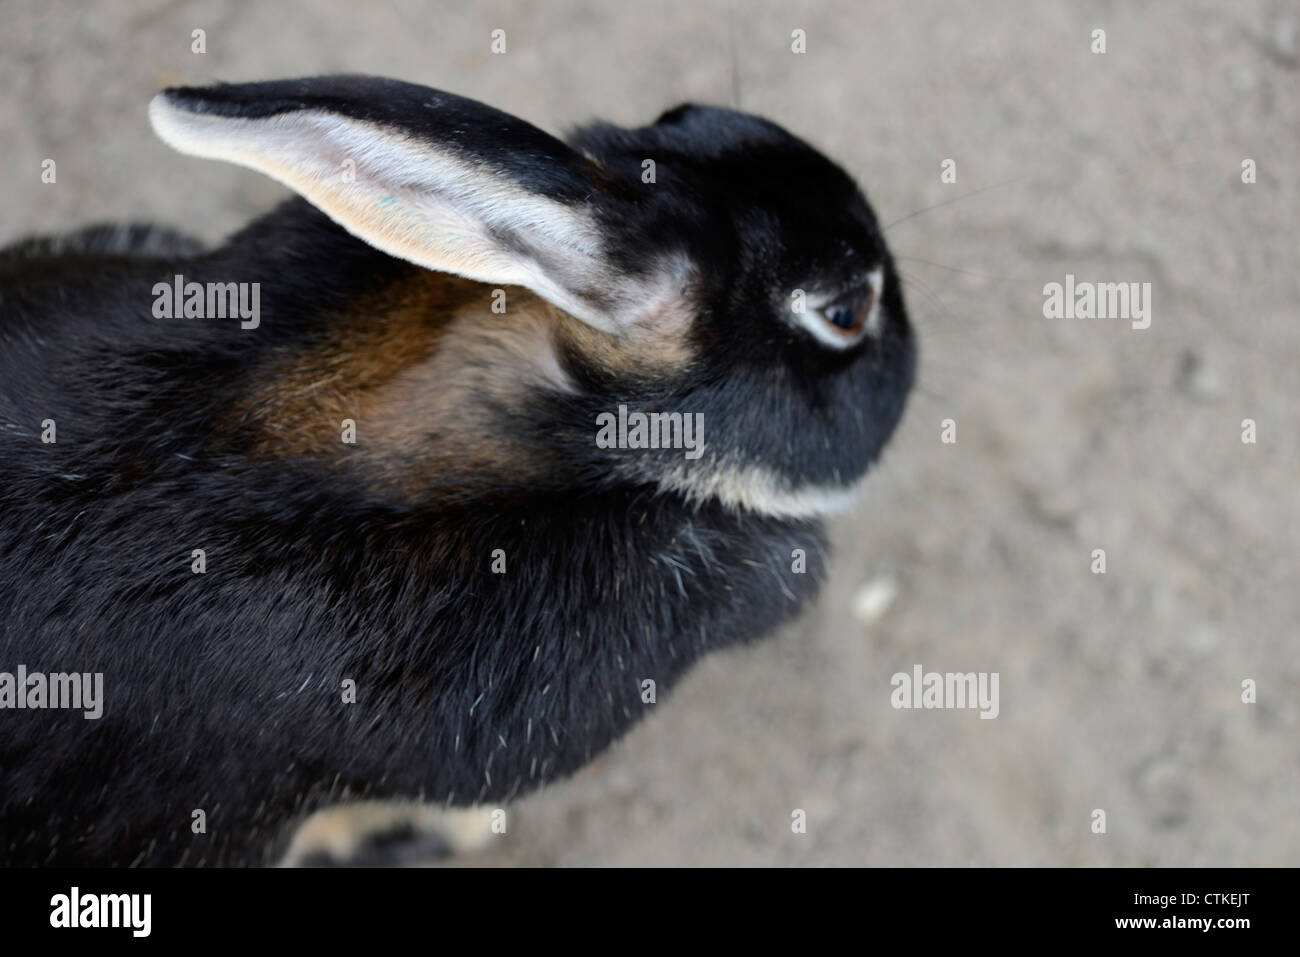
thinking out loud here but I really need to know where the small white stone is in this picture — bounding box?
[851,576,899,624]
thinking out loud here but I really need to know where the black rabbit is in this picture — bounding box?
[0,75,914,866]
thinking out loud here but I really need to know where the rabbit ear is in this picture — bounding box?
[149,76,668,334]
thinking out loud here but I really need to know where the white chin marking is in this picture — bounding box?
[658,463,865,519]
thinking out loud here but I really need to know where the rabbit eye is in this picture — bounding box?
[824,303,858,330]
[816,287,874,337]
[795,266,884,349]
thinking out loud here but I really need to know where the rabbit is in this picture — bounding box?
[0,75,914,866]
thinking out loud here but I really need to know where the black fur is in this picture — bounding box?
[160,75,612,200]
[0,77,912,866]
[569,105,915,490]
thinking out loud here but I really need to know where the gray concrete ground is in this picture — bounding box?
[3,0,1297,865]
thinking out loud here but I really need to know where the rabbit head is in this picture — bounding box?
[149,75,914,517]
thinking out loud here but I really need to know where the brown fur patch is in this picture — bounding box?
[551,302,696,380]
[229,271,698,498]
[232,270,462,459]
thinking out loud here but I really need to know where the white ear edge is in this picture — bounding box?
[148,94,622,332]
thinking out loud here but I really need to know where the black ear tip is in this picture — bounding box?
[650,102,794,149]
[152,81,304,120]
[654,103,701,126]
[152,84,236,117]
[155,86,206,112]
